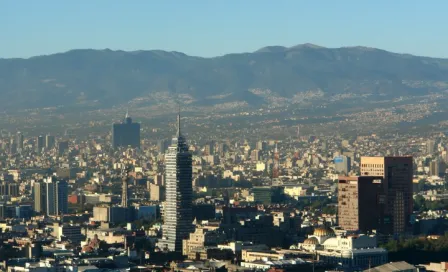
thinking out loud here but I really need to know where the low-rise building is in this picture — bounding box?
[292,226,387,269]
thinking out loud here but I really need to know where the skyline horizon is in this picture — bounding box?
[2,42,448,60]
[2,1,448,59]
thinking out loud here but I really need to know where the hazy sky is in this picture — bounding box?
[1,0,447,58]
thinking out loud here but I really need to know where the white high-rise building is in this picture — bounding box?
[427,139,436,155]
[158,114,194,252]
[33,182,44,213]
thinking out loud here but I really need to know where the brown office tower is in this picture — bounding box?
[360,156,413,235]
[338,176,385,233]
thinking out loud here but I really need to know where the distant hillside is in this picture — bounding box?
[1,44,448,110]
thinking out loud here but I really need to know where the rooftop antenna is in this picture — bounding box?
[176,103,181,137]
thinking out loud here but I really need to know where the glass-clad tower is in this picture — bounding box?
[159,114,193,252]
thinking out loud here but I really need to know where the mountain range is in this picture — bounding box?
[1,43,448,111]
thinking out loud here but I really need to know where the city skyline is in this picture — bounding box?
[0,110,446,270]
[1,1,448,269]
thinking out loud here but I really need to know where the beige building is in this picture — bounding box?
[250,149,260,162]
[360,157,386,177]
[149,183,165,201]
[223,170,241,181]
[92,206,109,222]
[422,262,448,272]
[241,249,284,262]
[182,226,226,259]
[202,155,218,165]
[283,185,307,198]
[367,261,417,272]
[99,194,113,203]
[256,162,266,172]
[86,225,127,244]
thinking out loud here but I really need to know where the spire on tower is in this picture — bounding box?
[176,106,181,137]
[273,142,280,179]
[124,109,132,124]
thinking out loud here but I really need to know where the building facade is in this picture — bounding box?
[36,135,44,153]
[33,182,45,213]
[121,167,131,208]
[149,183,165,201]
[294,227,387,269]
[182,226,226,259]
[45,134,55,149]
[253,186,284,205]
[338,176,386,232]
[16,132,24,150]
[429,160,440,177]
[158,114,194,252]
[334,155,351,174]
[58,141,69,155]
[360,156,413,234]
[0,182,19,197]
[112,112,140,149]
[40,177,68,216]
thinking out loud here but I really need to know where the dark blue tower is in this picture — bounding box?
[112,111,141,148]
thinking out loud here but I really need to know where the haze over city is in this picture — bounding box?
[1,1,448,272]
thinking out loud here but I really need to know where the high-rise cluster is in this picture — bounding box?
[338,156,413,235]
[33,177,68,216]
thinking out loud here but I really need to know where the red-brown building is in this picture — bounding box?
[338,176,385,233]
[68,194,78,204]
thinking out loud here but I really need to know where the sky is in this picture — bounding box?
[1,0,448,59]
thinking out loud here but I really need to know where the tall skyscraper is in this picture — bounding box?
[33,182,45,213]
[9,139,17,154]
[217,142,227,156]
[360,156,413,234]
[157,139,169,154]
[251,149,260,162]
[203,141,215,156]
[16,132,24,150]
[158,114,193,252]
[121,167,131,208]
[58,140,69,155]
[426,139,436,155]
[112,111,140,149]
[429,159,440,177]
[45,134,55,149]
[338,176,386,232]
[40,178,68,216]
[36,135,44,153]
[256,140,267,151]
[272,143,280,179]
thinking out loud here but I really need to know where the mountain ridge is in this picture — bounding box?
[4,43,447,60]
[1,44,448,111]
